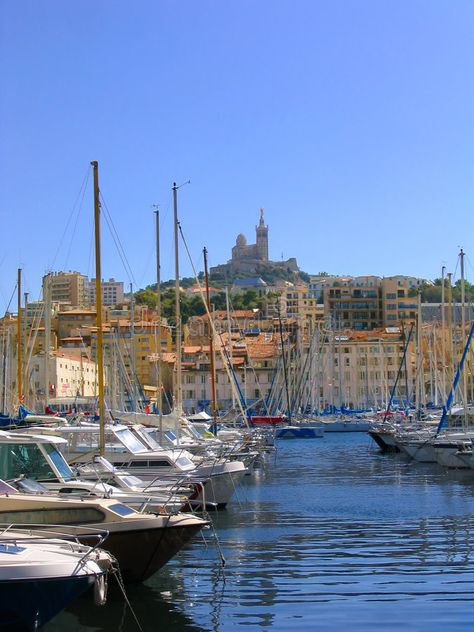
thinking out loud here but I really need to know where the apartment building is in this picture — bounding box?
[316,328,414,410]
[45,272,88,307]
[323,276,421,330]
[57,309,97,342]
[308,275,352,301]
[282,282,324,328]
[29,350,98,400]
[381,277,418,325]
[87,278,125,306]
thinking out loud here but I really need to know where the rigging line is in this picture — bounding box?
[63,168,90,271]
[100,193,136,285]
[99,192,137,286]
[4,283,18,316]
[49,166,91,271]
[137,240,155,289]
[464,252,474,280]
[86,224,95,281]
[451,255,460,284]
[20,270,38,302]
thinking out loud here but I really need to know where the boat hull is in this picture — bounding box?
[276,426,324,439]
[249,416,286,426]
[434,444,471,469]
[0,574,97,632]
[368,430,400,452]
[400,441,437,463]
[81,519,205,582]
[320,420,371,432]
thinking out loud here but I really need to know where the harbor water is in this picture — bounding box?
[46,433,474,631]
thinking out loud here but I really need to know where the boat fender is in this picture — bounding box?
[94,574,108,606]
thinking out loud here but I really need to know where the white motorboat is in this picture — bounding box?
[0,526,112,631]
[27,424,247,509]
[0,430,194,513]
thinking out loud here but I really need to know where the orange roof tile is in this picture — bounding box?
[247,344,277,359]
[58,310,96,315]
[52,350,95,364]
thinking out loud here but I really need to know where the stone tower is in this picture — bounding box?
[255,208,268,261]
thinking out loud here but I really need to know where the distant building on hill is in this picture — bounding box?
[210,209,299,281]
[231,277,269,296]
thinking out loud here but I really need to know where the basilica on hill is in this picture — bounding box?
[209,209,299,280]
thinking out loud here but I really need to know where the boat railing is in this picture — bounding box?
[0,522,111,565]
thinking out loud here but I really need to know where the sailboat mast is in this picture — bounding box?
[173,182,183,415]
[277,302,291,423]
[44,273,51,409]
[447,272,454,391]
[460,248,468,427]
[17,268,22,405]
[154,208,163,435]
[203,247,218,434]
[225,286,235,409]
[91,161,105,455]
[23,292,29,402]
[416,291,424,416]
[441,266,446,401]
[130,282,137,410]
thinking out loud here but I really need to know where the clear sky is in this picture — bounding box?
[1,0,473,310]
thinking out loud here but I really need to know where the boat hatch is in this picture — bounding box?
[109,503,137,517]
[176,456,194,469]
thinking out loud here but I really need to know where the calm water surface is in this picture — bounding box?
[46,433,474,631]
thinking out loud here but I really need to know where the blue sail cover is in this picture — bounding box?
[18,405,34,420]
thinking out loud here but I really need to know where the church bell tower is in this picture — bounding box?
[255,208,269,261]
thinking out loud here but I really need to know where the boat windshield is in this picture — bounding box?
[0,443,59,482]
[113,428,149,454]
[134,428,161,451]
[43,443,74,481]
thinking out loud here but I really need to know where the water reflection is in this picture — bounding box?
[45,436,474,631]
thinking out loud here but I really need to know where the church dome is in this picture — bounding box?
[236,233,247,246]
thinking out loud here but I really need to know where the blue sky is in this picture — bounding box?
[1,0,473,309]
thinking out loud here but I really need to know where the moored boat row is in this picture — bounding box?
[0,415,274,630]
